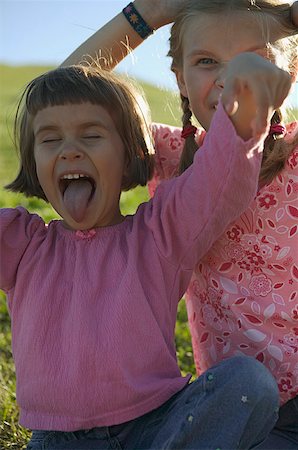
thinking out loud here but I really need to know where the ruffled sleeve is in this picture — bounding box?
[0,207,44,291]
[284,121,298,145]
[149,123,206,196]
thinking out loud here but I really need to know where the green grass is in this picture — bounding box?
[0,64,194,449]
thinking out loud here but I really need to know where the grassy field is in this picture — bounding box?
[0,65,195,449]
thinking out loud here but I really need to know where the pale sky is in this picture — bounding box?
[0,0,176,91]
[0,0,297,106]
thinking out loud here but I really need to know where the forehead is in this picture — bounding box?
[33,102,115,131]
[182,10,282,56]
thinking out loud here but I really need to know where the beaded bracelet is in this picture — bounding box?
[122,2,155,40]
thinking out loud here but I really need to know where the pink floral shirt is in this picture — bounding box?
[150,121,298,405]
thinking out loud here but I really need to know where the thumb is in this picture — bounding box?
[221,79,240,116]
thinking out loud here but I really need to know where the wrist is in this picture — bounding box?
[133,0,173,29]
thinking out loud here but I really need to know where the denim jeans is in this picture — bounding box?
[27,356,279,450]
[256,395,298,450]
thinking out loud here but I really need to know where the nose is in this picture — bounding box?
[215,63,227,89]
[215,72,225,89]
[59,142,84,161]
[215,77,224,89]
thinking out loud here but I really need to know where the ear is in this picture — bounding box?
[173,68,188,98]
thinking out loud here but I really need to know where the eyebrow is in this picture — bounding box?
[186,43,268,59]
[246,44,269,52]
[34,121,109,137]
[34,125,59,136]
[186,49,216,59]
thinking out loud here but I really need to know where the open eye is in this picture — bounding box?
[196,57,217,66]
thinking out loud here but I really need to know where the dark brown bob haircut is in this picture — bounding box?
[6,65,155,201]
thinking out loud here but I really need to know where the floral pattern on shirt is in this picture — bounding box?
[151,121,298,405]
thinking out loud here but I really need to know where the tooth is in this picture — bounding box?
[61,174,90,180]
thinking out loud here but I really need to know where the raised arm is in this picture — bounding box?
[62,0,298,69]
[61,0,188,68]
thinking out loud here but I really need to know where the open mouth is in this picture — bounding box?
[59,174,95,195]
[59,174,96,223]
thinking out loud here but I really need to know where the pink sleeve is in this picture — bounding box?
[149,123,206,197]
[285,121,298,145]
[285,121,298,168]
[0,207,44,291]
[140,103,264,270]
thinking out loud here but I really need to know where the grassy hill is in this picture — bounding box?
[0,65,193,449]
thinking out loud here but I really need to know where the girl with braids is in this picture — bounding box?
[63,0,298,447]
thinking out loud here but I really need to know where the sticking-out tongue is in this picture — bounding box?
[63,179,93,223]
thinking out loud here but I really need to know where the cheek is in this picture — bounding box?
[186,73,217,126]
[34,152,52,188]
[33,153,42,181]
[34,153,44,177]
[189,100,213,132]
[185,71,212,102]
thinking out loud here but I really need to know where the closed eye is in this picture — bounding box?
[42,138,61,143]
[83,135,101,139]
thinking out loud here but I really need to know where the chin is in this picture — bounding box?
[67,216,98,231]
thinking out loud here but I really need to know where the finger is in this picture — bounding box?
[290,1,298,28]
[250,85,272,138]
[221,78,240,116]
[274,72,292,109]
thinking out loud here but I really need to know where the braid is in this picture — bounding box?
[260,109,297,184]
[178,96,297,182]
[179,95,199,174]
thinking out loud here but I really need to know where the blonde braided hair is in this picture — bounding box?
[169,0,298,182]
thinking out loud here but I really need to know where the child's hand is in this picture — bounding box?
[221,52,292,140]
[291,1,298,28]
[135,0,188,27]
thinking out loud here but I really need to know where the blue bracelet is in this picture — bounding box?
[122,2,154,39]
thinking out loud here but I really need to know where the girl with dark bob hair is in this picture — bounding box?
[7,64,154,199]
[1,63,287,449]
